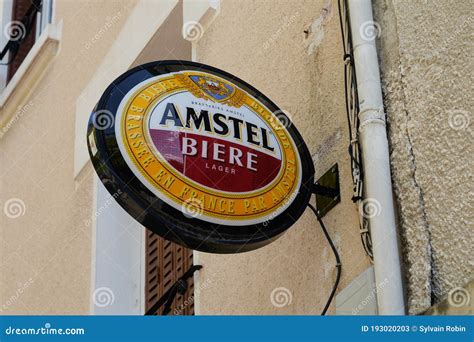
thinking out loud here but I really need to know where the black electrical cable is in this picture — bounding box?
[308,203,342,315]
[337,0,374,261]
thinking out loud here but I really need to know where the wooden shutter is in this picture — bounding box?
[7,0,37,82]
[145,231,195,315]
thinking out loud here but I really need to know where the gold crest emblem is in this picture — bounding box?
[176,72,246,108]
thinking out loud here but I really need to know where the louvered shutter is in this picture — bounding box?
[145,231,195,315]
[7,0,37,82]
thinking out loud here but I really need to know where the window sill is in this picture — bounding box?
[0,21,62,138]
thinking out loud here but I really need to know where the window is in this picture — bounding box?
[145,232,196,315]
[0,0,53,89]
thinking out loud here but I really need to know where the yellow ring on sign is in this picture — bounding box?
[120,71,301,221]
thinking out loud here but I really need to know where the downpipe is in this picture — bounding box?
[348,0,406,315]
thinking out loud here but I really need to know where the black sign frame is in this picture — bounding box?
[87,60,314,253]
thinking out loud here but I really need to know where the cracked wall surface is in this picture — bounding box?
[374,0,473,314]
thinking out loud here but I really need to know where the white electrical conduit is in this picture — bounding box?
[348,0,405,314]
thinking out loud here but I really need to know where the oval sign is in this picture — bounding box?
[87,61,314,253]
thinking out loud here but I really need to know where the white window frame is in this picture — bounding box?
[91,178,146,315]
[37,0,54,38]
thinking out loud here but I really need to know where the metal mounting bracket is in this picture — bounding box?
[312,163,341,218]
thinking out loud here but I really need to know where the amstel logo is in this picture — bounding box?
[115,71,302,225]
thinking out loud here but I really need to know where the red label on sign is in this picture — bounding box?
[150,129,281,192]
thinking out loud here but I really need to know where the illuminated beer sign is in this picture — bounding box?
[88,61,314,253]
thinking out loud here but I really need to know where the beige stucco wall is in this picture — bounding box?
[374,0,473,314]
[194,0,370,315]
[0,0,137,314]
